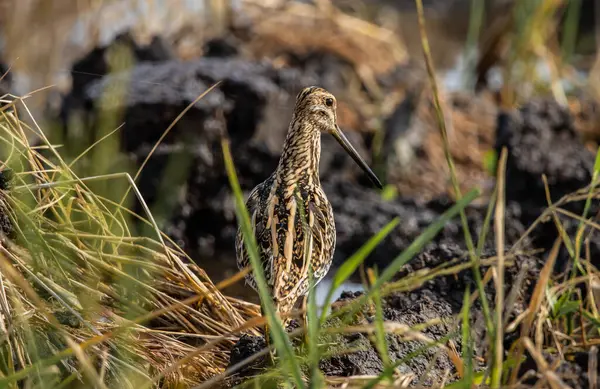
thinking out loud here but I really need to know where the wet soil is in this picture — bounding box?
[227,243,545,386]
[518,351,596,389]
[53,26,600,386]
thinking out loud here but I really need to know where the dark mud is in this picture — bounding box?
[325,181,529,270]
[58,30,600,386]
[519,351,597,389]
[226,335,269,387]
[227,243,545,385]
[496,99,594,206]
[496,99,600,271]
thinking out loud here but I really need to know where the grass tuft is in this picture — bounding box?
[0,95,259,388]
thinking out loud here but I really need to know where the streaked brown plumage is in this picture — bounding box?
[235,86,382,327]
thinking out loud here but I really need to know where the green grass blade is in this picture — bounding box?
[415,0,495,340]
[307,271,322,389]
[561,0,581,63]
[553,147,600,325]
[319,217,399,324]
[583,310,600,329]
[476,185,498,258]
[370,269,390,371]
[461,286,473,388]
[221,137,305,388]
[572,147,600,275]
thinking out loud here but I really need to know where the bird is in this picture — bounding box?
[235,86,383,336]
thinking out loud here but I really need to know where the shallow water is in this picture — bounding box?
[314,278,364,314]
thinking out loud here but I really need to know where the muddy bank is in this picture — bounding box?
[228,240,596,387]
[227,243,546,386]
[223,95,599,387]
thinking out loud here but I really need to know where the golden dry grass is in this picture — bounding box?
[0,95,261,388]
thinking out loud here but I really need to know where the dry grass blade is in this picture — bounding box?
[522,337,571,389]
[492,147,508,387]
[325,374,415,388]
[590,346,598,389]
[492,148,508,388]
[413,0,493,342]
[509,237,561,384]
[0,96,261,388]
[542,174,574,257]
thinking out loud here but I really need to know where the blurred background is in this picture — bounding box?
[1,0,600,304]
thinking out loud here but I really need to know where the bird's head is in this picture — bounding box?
[293,86,383,189]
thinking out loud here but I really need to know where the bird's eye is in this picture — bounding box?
[325,98,334,107]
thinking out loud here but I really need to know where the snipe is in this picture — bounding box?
[235,86,382,335]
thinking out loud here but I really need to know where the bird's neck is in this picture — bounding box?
[275,117,321,188]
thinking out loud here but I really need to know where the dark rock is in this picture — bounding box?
[390,242,543,356]
[57,32,176,156]
[318,288,454,384]
[285,52,355,95]
[496,99,594,206]
[0,168,14,191]
[319,328,384,376]
[228,334,268,373]
[337,291,364,302]
[79,57,317,151]
[495,99,600,269]
[70,32,173,100]
[382,292,455,382]
[325,180,528,271]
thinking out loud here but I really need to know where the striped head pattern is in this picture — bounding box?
[292,86,338,135]
[290,86,383,189]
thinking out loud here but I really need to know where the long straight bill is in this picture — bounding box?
[332,125,383,189]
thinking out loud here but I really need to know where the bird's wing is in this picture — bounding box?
[305,198,332,280]
[235,184,261,268]
[272,191,331,304]
[235,178,275,287]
